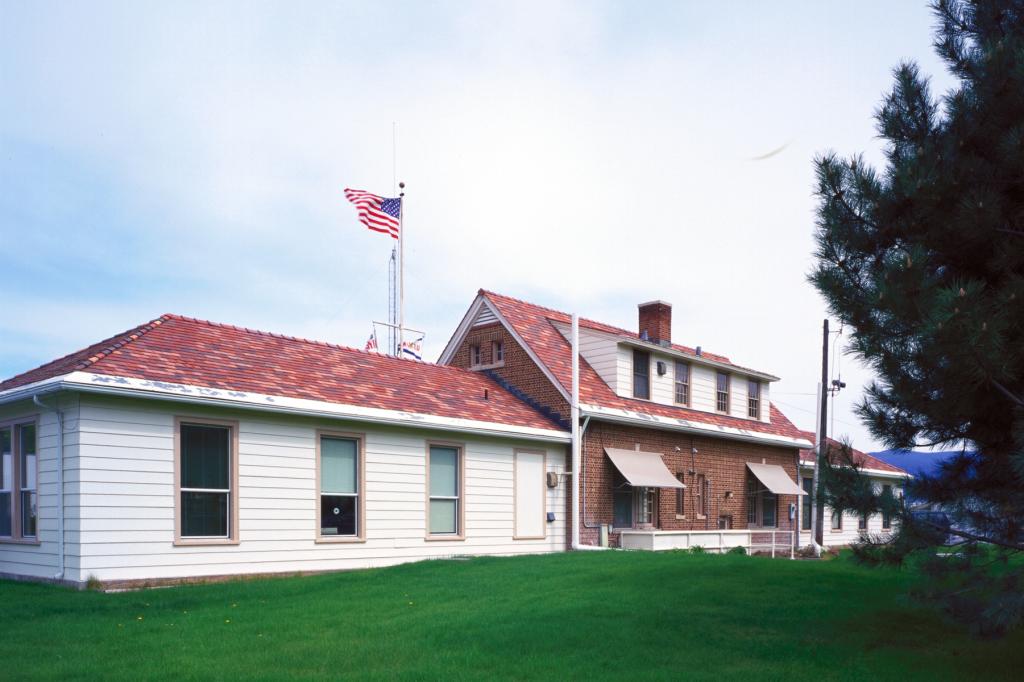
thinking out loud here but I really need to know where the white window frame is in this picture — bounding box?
[674,361,690,406]
[0,418,38,543]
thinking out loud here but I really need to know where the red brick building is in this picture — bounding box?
[441,290,813,553]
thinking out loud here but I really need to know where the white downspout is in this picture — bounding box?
[571,313,581,550]
[33,394,65,582]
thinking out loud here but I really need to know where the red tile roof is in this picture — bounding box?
[798,433,906,474]
[0,315,565,432]
[480,290,808,443]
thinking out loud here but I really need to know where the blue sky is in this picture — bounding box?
[0,1,956,450]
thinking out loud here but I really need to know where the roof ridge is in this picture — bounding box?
[153,314,500,378]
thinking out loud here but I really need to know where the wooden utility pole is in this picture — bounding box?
[810,319,829,548]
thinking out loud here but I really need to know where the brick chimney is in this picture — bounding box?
[638,300,672,345]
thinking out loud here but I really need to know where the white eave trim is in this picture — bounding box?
[581,403,813,449]
[438,295,571,403]
[0,372,571,444]
[799,460,911,479]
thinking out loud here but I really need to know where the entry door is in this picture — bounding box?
[514,451,545,539]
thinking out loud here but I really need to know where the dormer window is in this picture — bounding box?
[492,340,504,364]
[747,380,761,419]
[716,372,730,413]
[632,350,650,399]
[674,361,690,406]
[470,344,481,366]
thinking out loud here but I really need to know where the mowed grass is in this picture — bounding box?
[1,552,1021,681]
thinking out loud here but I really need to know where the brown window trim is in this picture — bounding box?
[0,415,40,544]
[674,361,690,406]
[425,440,466,541]
[173,416,240,547]
[315,429,367,544]
[512,448,547,540]
[715,372,730,414]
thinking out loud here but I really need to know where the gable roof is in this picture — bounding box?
[0,314,565,434]
[457,290,809,444]
[799,433,907,475]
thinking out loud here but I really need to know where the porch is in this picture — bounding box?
[619,528,796,558]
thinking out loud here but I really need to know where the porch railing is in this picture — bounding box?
[618,529,795,559]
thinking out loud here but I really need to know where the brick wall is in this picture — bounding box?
[448,323,570,424]
[579,420,801,547]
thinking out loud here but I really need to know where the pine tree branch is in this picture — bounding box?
[992,380,1024,408]
[921,519,1024,552]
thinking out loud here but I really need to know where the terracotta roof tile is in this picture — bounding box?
[480,290,807,442]
[798,433,907,474]
[0,314,563,432]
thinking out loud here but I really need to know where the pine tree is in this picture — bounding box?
[809,0,1024,635]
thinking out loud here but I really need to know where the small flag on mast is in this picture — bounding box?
[344,188,401,239]
[400,335,423,361]
[365,330,378,353]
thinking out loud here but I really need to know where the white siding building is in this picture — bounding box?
[0,315,570,587]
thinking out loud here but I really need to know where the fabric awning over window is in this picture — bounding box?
[746,462,806,495]
[605,448,685,489]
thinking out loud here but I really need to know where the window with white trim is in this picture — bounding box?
[492,340,504,364]
[428,445,462,535]
[469,345,481,366]
[633,350,650,399]
[179,422,233,539]
[831,508,843,530]
[319,435,361,538]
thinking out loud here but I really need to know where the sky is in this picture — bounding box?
[0,1,958,452]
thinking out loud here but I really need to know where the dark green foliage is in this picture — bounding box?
[727,545,748,555]
[810,0,1024,635]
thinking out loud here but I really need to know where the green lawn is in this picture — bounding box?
[1,552,1021,680]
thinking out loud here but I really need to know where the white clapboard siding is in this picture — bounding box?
[797,473,902,547]
[0,394,79,580]
[576,328,620,393]
[68,394,567,583]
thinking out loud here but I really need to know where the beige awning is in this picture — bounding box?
[747,462,806,495]
[605,448,685,489]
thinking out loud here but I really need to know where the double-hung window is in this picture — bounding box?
[675,473,686,516]
[176,419,237,544]
[747,380,761,419]
[695,473,708,517]
[716,372,730,413]
[428,444,463,537]
[469,345,481,366]
[858,512,868,531]
[831,508,843,531]
[317,433,364,541]
[0,420,36,541]
[633,350,650,399]
[674,362,690,405]
[492,341,504,364]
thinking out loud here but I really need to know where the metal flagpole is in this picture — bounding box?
[398,181,405,357]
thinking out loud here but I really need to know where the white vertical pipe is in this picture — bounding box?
[571,313,581,550]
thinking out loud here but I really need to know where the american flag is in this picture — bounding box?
[365,330,378,352]
[344,188,401,239]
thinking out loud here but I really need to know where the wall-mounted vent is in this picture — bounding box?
[656,361,667,376]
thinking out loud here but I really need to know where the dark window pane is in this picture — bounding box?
[20,424,36,489]
[181,424,229,490]
[181,491,228,537]
[613,490,633,528]
[633,350,650,399]
[762,493,777,527]
[0,492,10,536]
[802,478,813,530]
[320,494,357,536]
[20,491,37,537]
